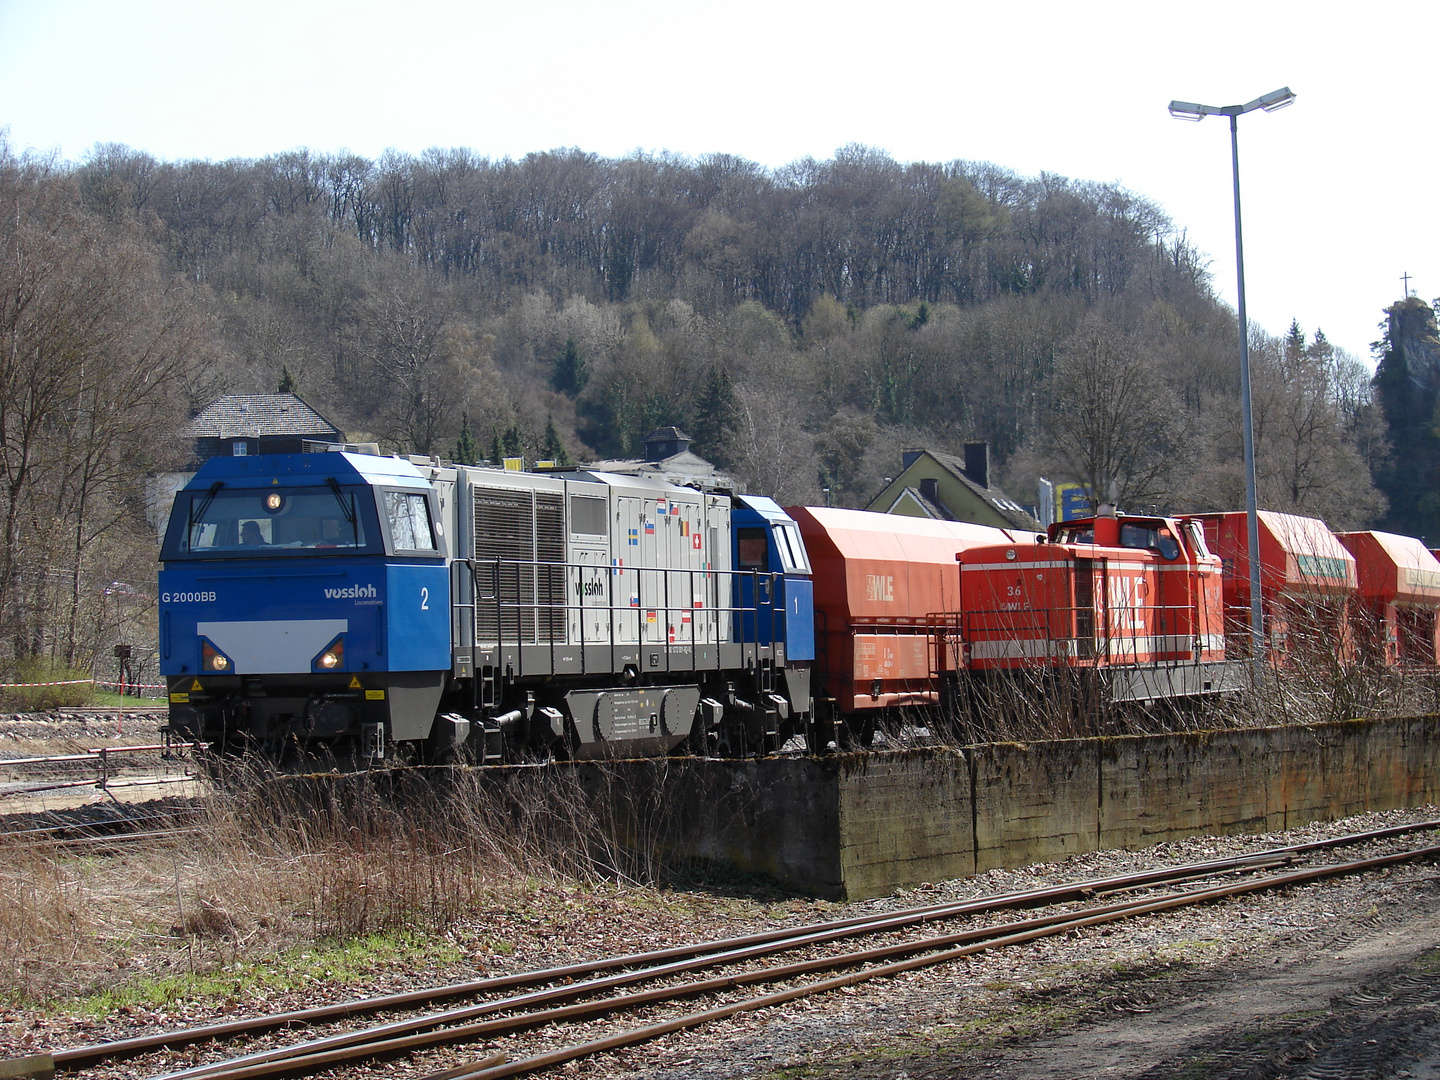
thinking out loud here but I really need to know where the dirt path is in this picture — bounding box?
[835,879,1440,1080]
[984,909,1440,1078]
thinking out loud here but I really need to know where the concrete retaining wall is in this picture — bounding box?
[657,716,1440,899]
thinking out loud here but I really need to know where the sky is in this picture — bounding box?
[0,0,1434,365]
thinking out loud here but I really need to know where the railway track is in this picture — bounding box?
[0,805,204,852]
[0,742,199,800]
[31,819,1440,1080]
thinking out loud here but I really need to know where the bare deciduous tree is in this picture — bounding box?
[1042,316,1185,510]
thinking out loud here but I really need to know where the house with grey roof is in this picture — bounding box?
[867,445,1043,533]
[189,393,343,462]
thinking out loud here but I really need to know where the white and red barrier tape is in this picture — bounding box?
[0,678,95,688]
[0,678,165,691]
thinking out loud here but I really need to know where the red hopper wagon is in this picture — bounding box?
[1196,511,1358,667]
[787,507,1030,720]
[1336,530,1440,666]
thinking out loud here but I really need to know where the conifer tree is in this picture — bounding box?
[551,338,588,396]
[542,415,572,466]
[690,366,738,466]
[453,412,479,465]
[278,365,296,393]
[1373,296,1440,537]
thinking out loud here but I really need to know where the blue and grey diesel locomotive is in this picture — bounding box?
[158,449,815,764]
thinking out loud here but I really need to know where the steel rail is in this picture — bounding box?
[169,843,1440,1080]
[0,812,195,843]
[0,774,196,797]
[434,842,1440,1080]
[51,819,1440,1074]
[57,845,1297,1071]
[156,860,1297,1080]
[154,837,1440,1080]
[2,744,193,767]
[152,893,1175,1080]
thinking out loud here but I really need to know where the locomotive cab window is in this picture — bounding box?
[383,489,437,553]
[737,528,769,571]
[1120,523,1181,561]
[162,486,376,558]
[1183,521,1210,559]
[773,524,810,573]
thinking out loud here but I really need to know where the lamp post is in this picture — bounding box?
[1168,86,1295,668]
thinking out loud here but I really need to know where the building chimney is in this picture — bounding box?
[963,442,990,489]
[920,477,939,503]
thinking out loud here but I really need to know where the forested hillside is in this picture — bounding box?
[0,138,1390,671]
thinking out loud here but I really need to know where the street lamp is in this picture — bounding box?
[1168,86,1295,669]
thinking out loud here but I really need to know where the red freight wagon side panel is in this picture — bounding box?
[1336,530,1440,665]
[788,507,1027,712]
[1197,510,1357,606]
[1197,510,1357,667]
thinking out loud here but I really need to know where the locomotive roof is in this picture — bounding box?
[182,451,429,489]
[735,494,791,523]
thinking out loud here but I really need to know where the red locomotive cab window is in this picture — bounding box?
[1183,521,1211,560]
[737,528,769,571]
[1120,524,1181,561]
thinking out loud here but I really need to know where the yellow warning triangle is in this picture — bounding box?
[190,678,202,691]
[348,675,363,689]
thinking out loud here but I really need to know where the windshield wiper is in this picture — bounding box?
[186,481,224,548]
[327,478,360,545]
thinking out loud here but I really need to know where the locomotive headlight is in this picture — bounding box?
[312,635,346,672]
[201,639,233,672]
[264,492,284,513]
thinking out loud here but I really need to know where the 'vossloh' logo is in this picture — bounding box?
[324,584,377,599]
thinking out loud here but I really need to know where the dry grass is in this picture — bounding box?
[0,757,744,1006]
[6,626,1438,1007]
[923,615,1440,749]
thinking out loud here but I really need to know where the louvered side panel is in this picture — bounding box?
[535,491,567,642]
[473,486,537,643]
